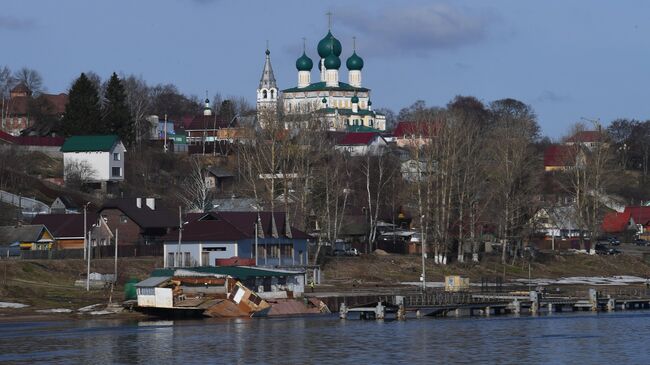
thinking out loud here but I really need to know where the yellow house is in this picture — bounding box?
[0,224,55,251]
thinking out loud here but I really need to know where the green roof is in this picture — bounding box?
[283,81,369,93]
[150,266,303,279]
[347,125,381,132]
[317,107,382,117]
[61,135,120,152]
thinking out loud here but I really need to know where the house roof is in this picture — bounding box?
[99,198,177,229]
[211,198,258,212]
[53,196,79,210]
[205,166,234,178]
[150,266,303,279]
[393,121,440,138]
[31,213,97,238]
[337,132,382,146]
[625,206,650,227]
[602,210,632,233]
[544,145,577,167]
[566,130,605,143]
[162,211,311,242]
[283,81,369,93]
[185,115,232,131]
[346,125,381,132]
[0,225,52,245]
[4,93,68,116]
[61,135,121,152]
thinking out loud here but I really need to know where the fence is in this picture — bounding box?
[0,190,50,217]
[19,244,164,260]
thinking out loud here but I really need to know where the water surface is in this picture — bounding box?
[1,311,648,364]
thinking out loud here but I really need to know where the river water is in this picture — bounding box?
[1,311,649,364]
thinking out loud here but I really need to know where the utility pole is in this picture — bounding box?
[163,114,168,153]
[86,229,92,291]
[254,222,258,266]
[83,203,87,260]
[114,228,118,283]
[421,215,426,292]
[176,206,183,268]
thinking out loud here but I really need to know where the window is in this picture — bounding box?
[204,246,227,252]
[167,252,175,267]
[120,215,128,224]
[112,167,121,177]
[113,152,120,161]
[263,90,268,99]
[184,252,191,267]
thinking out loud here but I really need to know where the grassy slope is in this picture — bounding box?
[321,252,650,286]
[0,258,162,309]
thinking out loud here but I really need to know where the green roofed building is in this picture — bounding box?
[256,24,386,131]
[61,135,126,184]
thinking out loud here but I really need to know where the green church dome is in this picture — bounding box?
[322,97,327,104]
[351,95,359,103]
[324,53,341,70]
[296,52,313,71]
[346,52,364,70]
[317,31,342,58]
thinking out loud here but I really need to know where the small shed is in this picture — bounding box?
[135,276,172,308]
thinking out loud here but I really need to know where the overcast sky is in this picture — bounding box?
[2,0,649,138]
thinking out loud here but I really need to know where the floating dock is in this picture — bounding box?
[337,288,650,320]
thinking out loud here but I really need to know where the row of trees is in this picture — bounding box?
[231,96,646,265]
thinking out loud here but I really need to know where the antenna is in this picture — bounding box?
[266,39,269,50]
[302,37,306,53]
[326,11,332,30]
[353,36,356,52]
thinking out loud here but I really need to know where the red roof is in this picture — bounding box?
[3,93,68,116]
[338,132,381,146]
[601,210,631,233]
[185,115,231,131]
[0,130,64,146]
[625,206,650,227]
[566,130,605,143]
[544,145,576,167]
[32,213,98,238]
[163,211,311,242]
[393,121,441,138]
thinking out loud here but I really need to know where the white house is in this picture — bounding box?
[61,135,126,183]
[334,132,387,156]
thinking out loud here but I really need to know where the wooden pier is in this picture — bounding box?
[337,288,650,320]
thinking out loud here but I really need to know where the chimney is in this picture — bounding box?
[136,198,142,208]
[146,198,155,210]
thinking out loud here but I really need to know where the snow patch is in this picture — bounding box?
[36,308,74,313]
[0,302,28,309]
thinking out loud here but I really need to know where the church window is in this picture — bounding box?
[271,89,275,98]
[263,90,268,99]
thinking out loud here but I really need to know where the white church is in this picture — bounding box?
[256,27,386,131]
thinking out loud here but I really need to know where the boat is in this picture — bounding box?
[134,271,271,318]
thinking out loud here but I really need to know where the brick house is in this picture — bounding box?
[98,198,178,246]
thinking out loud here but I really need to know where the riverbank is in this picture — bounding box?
[2,251,650,321]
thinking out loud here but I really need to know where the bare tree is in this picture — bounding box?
[13,67,43,94]
[178,156,212,213]
[486,99,541,264]
[559,121,617,250]
[64,160,96,190]
[122,74,151,145]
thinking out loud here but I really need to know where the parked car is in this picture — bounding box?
[596,236,620,246]
[594,243,621,255]
[634,238,650,246]
[345,248,360,256]
[332,248,360,257]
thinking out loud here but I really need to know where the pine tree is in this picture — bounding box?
[62,73,102,136]
[103,72,134,145]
